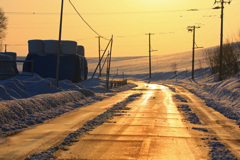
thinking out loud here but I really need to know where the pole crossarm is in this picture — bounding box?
[187,26,200,32]
[214,0,232,5]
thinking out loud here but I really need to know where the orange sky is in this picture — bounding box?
[1,0,240,57]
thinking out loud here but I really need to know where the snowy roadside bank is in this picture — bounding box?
[0,74,137,137]
[154,70,240,128]
[25,93,143,160]
[181,77,240,127]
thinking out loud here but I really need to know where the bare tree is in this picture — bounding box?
[204,39,239,80]
[198,60,204,77]
[0,8,7,51]
[171,62,178,76]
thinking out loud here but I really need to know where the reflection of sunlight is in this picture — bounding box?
[142,91,153,104]
[162,86,173,107]
[161,85,184,127]
[141,84,159,104]
[148,84,157,90]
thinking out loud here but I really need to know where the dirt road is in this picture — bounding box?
[0,81,239,159]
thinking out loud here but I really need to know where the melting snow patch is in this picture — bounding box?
[177,104,201,124]
[208,140,238,160]
[167,85,176,93]
[173,94,187,102]
[192,127,209,132]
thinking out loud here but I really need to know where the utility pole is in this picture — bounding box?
[56,0,64,88]
[96,36,103,77]
[187,26,202,79]
[146,33,157,79]
[4,44,7,52]
[213,0,232,81]
[106,35,113,89]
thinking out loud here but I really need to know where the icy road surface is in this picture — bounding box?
[55,82,240,159]
[0,81,240,159]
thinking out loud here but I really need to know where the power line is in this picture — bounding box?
[68,0,109,40]
[4,8,213,15]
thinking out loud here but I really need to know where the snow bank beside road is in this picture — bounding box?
[181,76,240,126]
[0,74,94,101]
[0,75,136,137]
[153,69,240,127]
[26,93,143,160]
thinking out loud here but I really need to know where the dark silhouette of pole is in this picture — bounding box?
[106,36,113,89]
[192,26,196,79]
[92,36,113,78]
[187,26,201,79]
[56,0,64,88]
[149,33,152,78]
[213,0,232,81]
[106,52,110,89]
[97,36,102,77]
[219,1,224,81]
[146,33,157,79]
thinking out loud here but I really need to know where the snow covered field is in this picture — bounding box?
[1,48,239,138]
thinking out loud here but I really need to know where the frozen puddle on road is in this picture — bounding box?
[55,83,209,160]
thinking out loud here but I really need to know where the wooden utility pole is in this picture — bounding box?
[4,44,7,52]
[92,37,112,78]
[106,35,113,89]
[106,52,110,89]
[213,0,232,81]
[146,33,157,79]
[187,26,202,79]
[96,36,102,77]
[56,0,64,88]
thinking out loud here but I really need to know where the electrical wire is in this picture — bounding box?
[3,44,26,46]
[68,0,109,40]
[4,8,213,15]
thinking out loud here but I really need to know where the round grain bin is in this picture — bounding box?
[77,45,85,57]
[5,52,17,61]
[44,40,59,54]
[28,39,44,54]
[61,40,77,55]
